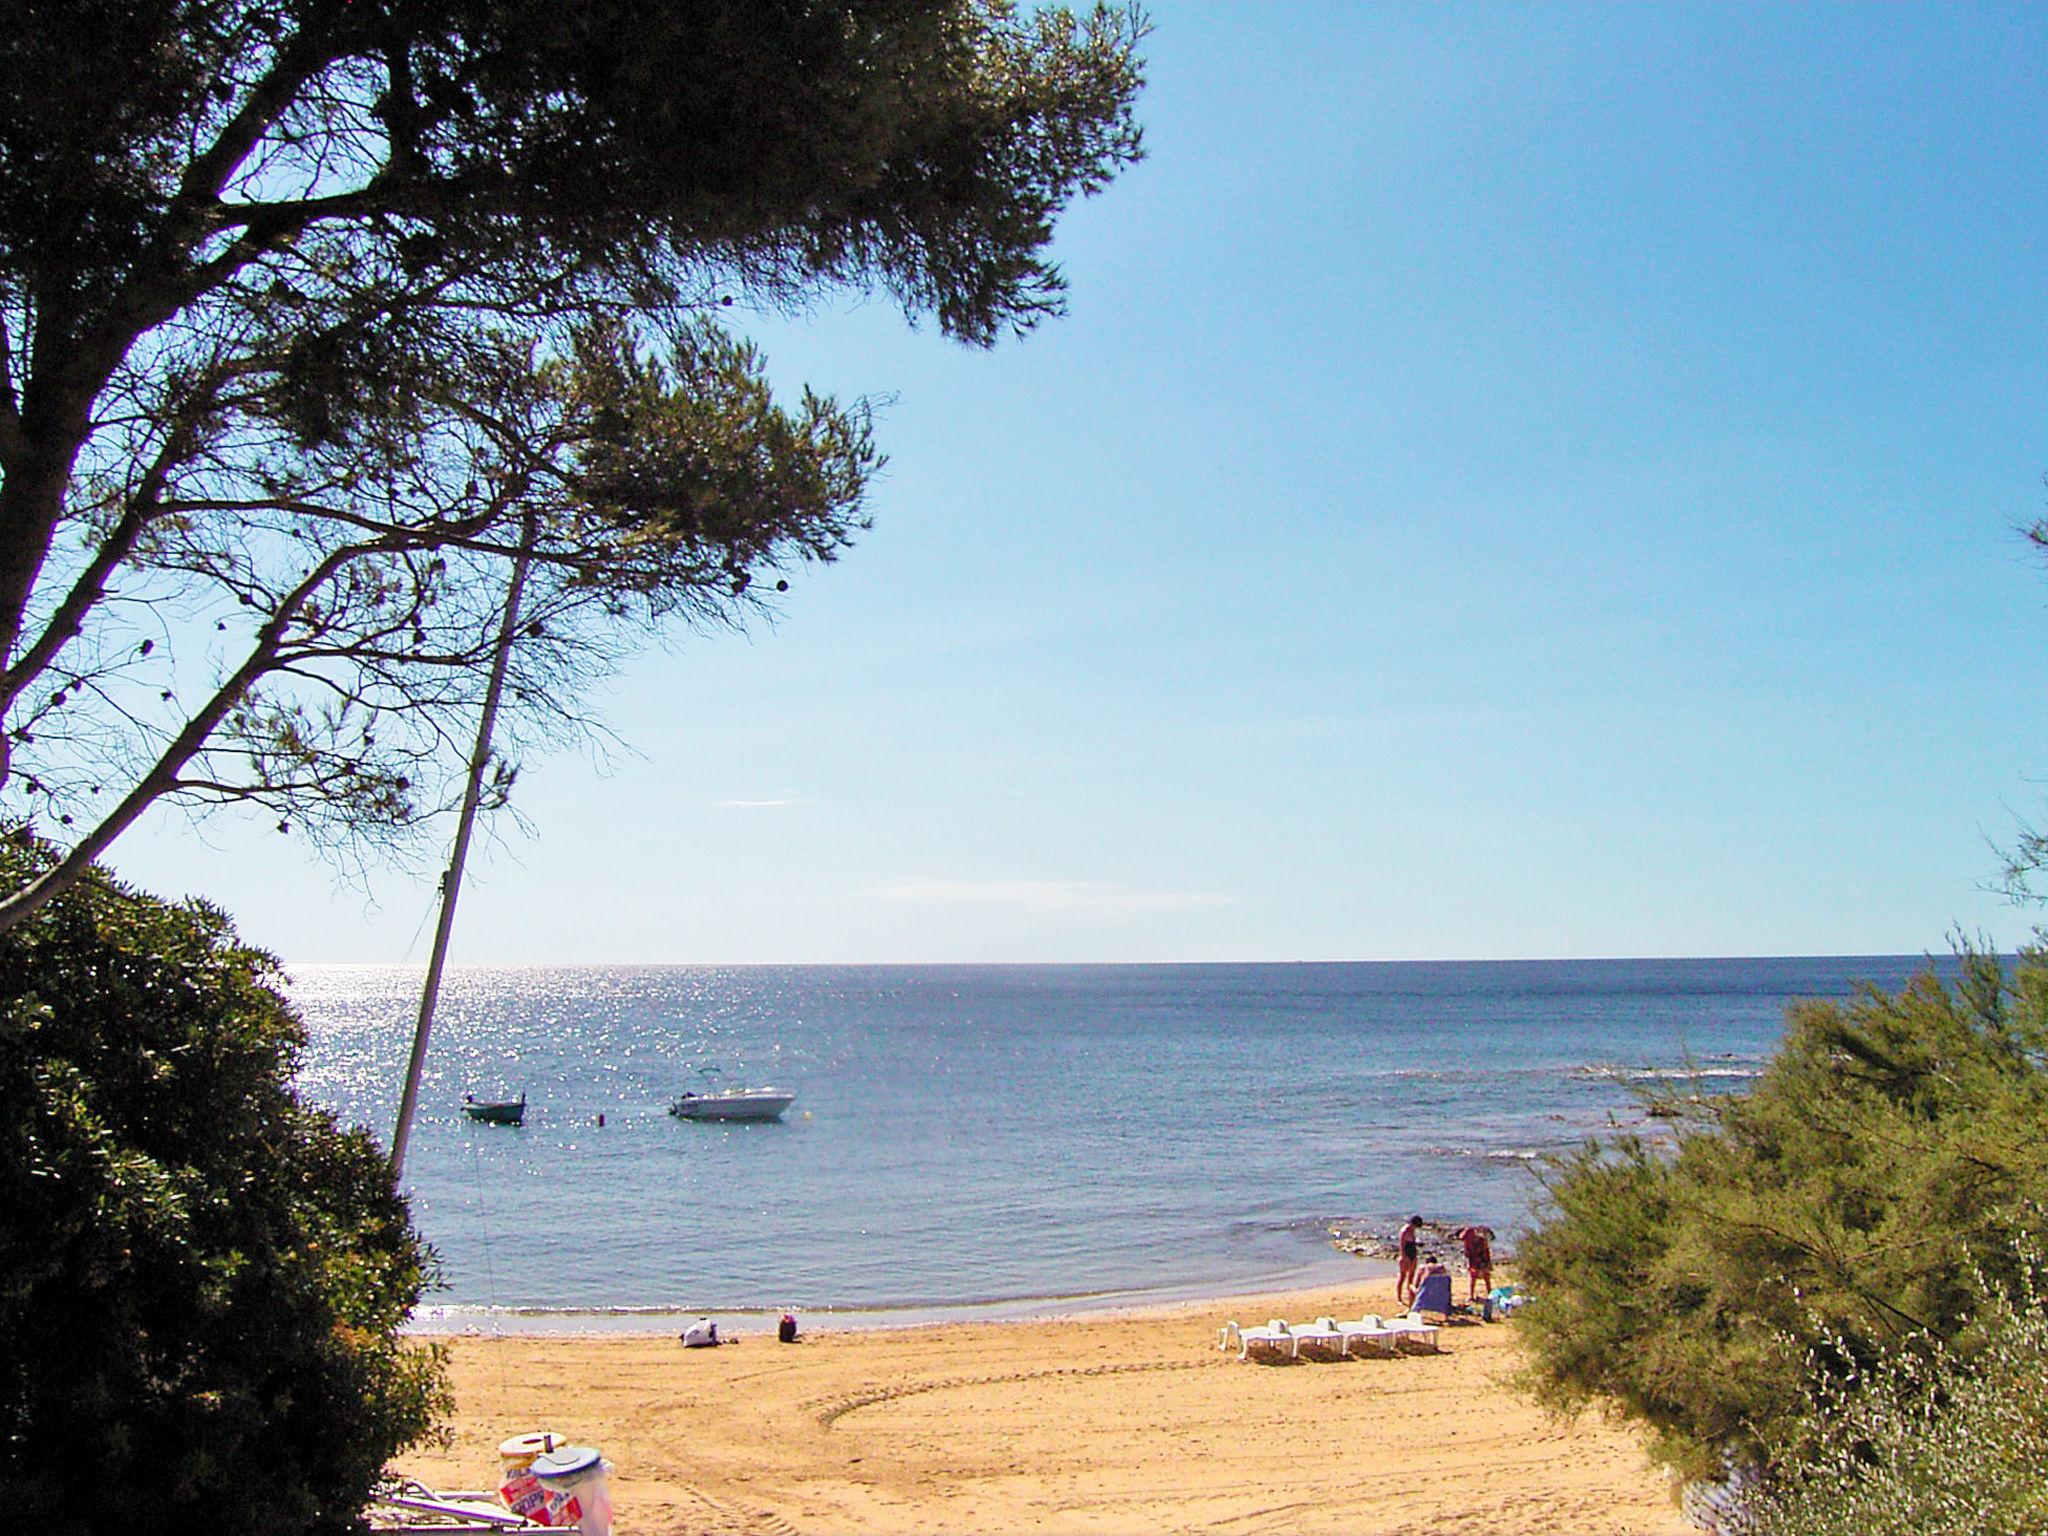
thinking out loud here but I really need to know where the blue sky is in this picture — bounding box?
[117,3,2048,963]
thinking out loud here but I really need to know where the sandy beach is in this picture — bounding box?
[395,1278,1686,1535]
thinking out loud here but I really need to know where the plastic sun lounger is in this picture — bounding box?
[1291,1316,1349,1358]
[1218,1318,1300,1360]
[369,1480,560,1532]
[1381,1313,1442,1352]
[1332,1315,1404,1358]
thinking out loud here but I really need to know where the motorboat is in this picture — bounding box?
[669,1087,796,1122]
[461,1092,526,1125]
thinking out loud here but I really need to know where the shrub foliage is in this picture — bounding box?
[1730,1274,2048,1536]
[0,840,446,1532]
[1516,952,2048,1483]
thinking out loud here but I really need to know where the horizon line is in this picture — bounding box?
[278,949,1999,969]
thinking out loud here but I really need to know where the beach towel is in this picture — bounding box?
[1412,1272,1454,1316]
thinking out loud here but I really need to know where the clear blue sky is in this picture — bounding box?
[116,3,2048,963]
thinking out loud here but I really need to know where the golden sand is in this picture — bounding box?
[396,1279,1684,1535]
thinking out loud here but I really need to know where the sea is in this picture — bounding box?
[286,956,1949,1333]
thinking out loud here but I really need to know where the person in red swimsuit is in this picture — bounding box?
[1456,1224,1494,1304]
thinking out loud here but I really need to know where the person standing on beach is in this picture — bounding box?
[1456,1225,1494,1304]
[1395,1215,1425,1306]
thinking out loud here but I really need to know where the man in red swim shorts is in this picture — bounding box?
[1456,1225,1494,1304]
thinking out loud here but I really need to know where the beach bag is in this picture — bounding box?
[680,1318,720,1348]
[778,1313,799,1343]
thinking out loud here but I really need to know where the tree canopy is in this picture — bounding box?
[0,0,1146,926]
[1514,952,2048,1485]
[0,836,445,1531]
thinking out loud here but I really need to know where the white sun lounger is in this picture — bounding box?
[369,1480,558,1532]
[1331,1315,1404,1358]
[1291,1316,1350,1357]
[1217,1318,1300,1360]
[1380,1312,1442,1352]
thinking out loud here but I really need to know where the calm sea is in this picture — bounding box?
[287,957,1944,1331]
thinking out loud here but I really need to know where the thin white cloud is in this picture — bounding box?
[713,797,805,809]
[861,879,1233,916]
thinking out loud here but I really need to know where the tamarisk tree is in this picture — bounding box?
[0,0,1146,928]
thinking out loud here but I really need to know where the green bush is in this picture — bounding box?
[0,841,447,1534]
[1730,1275,2048,1536]
[1515,951,2048,1484]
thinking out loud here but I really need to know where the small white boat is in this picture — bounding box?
[669,1087,797,1122]
[461,1092,526,1125]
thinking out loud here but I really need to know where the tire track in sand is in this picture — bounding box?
[654,1479,802,1536]
[806,1357,1213,1428]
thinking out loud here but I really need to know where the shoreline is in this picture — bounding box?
[307,957,1876,1338]
[406,1250,1396,1337]
[396,1273,1686,1535]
